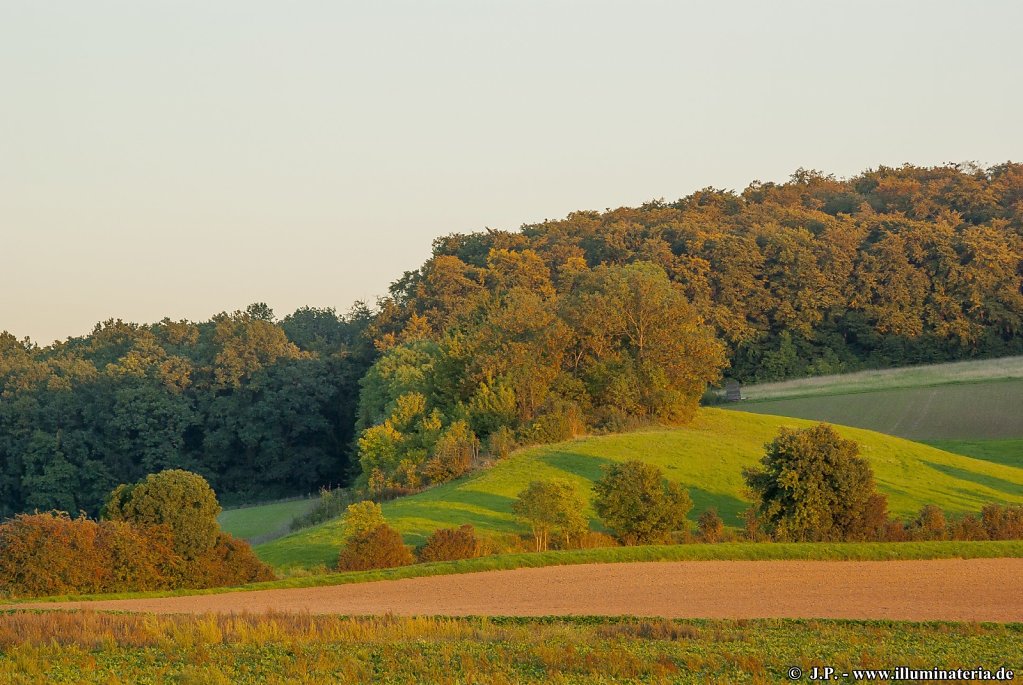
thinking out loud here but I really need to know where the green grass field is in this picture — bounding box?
[6,612,1019,684]
[924,439,1023,469]
[218,498,316,542]
[731,378,1023,441]
[256,408,1023,568]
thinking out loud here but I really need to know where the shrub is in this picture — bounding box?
[949,514,989,541]
[0,510,274,599]
[422,421,479,484]
[0,512,192,598]
[570,531,619,549]
[845,493,891,542]
[743,424,876,542]
[0,512,107,598]
[417,525,483,562]
[741,507,767,542]
[512,480,587,551]
[98,520,179,591]
[909,505,947,541]
[186,532,275,587]
[593,461,692,545]
[882,519,910,542]
[483,532,533,555]
[337,524,415,571]
[342,501,386,543]
[981,504,1023,540]
[103,469,221,560]
[486,426,517,460]
[697,509,725,543]
[526,405,581,444]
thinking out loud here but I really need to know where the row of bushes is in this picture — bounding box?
[0,470,275,599]
[0,512,272,598]
[877,503,1023,543]
[334,501,1023,574]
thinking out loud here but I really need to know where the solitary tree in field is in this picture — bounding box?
[743,424,876,542]
[512,480,587,551]
[592,461,692,544]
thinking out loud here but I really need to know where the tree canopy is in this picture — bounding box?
[103,469,222,559]
[0,304,376,517]
[743,424,882,542]
[592,461,693,544]
[3,162,1021,515]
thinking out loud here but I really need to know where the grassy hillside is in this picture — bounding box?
[256,408,1023,568]
[218,498,316,542]
[923,439,1023,469]
[731,379,1023,441]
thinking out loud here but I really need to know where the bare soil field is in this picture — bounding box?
[15,558,1023,622]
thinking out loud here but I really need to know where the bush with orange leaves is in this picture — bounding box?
[186,532,275,587]
[417,525,485,562]
[0,511,272,599]
[337,524,415,571]
[0,512,106,597]
[0,512,171,598]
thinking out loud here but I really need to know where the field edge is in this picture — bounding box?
[5,539,1023,607]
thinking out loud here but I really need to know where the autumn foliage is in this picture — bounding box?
[0,511,272,599]
[337,524,415,571]
[0,469,272,599]
[416,525,485,562]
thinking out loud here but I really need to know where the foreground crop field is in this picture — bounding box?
[1,611,1019,684]
[257,408,1023,568]
[18,558,1023,623]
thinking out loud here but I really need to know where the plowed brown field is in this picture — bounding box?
[13,559,1023,621]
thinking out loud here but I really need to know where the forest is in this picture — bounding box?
[2,162,1021,514]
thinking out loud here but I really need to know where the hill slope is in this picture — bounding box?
[256,408,1023,568]
[731,379,1023,441]
[728,356,1023,403]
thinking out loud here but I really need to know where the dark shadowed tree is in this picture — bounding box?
[743,424,876,542]
[593,461,692,544]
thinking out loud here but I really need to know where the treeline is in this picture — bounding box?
[375,162,1023,382]
[0,305,376,517]
[351,162,1023,493]
[3,162,1022,515]
[355,261,725,493]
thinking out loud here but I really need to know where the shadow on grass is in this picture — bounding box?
[924,440,1023,469]
[687,488,750,526]
[924,461,1023,497]
[539,450,616,481]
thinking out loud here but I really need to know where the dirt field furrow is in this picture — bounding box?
[13,559,1023,622]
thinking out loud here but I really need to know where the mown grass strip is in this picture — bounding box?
[7,539,1023,606]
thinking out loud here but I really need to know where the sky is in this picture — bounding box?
[2,1,1021,344]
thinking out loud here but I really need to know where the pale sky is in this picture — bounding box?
[2,1,1021,344]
